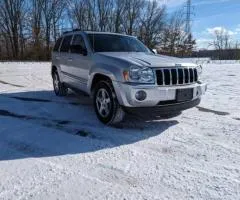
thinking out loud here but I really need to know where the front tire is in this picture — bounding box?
[93,81,125,125]
[52,70,68,96]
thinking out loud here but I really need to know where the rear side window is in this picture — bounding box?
[53,38,62,52]
[60,35,72,52]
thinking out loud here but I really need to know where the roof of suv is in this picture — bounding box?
[63,30,134,38]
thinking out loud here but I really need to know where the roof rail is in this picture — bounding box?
[72,28,81,32]
[63,29,122,35]
[63,31,70,34]
[63,29,82,35]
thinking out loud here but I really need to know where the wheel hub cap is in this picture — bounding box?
[96,88,111,117]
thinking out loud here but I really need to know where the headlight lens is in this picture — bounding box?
[128,66,155,84]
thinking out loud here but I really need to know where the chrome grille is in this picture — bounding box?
[156,67,198,86]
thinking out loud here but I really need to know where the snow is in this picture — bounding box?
[0,62,239,200]
[182,58,240,65]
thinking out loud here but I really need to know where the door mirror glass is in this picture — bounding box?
[152,49,157,54]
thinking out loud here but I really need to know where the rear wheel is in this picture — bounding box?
[93,81,125,125]
[52,70,68,96]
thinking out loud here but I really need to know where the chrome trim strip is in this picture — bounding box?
[162,70,165,86]
[183,68,185,84]
[176,68,179,85]
[155,67,198,87]
[62,71,88,84]
[169,69,172,85]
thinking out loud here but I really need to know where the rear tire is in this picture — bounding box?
[93,81,125,125]
[52,70,68,96]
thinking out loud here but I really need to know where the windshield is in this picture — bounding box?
[87,34,150,53]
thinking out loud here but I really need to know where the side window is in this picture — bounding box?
[70,35,87,54]
[72,35,86,48]
[53,37,62,52]
[60,35,72,53]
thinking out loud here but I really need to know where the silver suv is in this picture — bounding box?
[52,30,207,125]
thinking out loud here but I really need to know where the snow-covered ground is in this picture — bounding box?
[0,62,239,200]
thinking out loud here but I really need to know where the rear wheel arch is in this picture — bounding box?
[52,66,68,96]
[51,65,57,75]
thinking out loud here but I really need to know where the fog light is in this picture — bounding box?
[135,90,147,101]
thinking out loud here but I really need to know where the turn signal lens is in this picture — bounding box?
[123,70,129,81]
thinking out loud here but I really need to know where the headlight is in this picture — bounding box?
[125,65,155,84]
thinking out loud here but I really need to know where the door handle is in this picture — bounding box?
[55,56,60,60]
[68,58,73,62]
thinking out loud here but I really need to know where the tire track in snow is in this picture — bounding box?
[0,80,24,88]
[3,95,91,106]
[196,106,230,116]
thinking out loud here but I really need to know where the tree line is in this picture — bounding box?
[209,28,240,60]
[0,0,195,61]
[194,28,240,60]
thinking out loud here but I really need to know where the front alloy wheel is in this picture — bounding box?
[93,81,125,125]
[96,88,112,118]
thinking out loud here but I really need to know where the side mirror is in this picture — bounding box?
[82,48,88,56]
[152,49,157,54]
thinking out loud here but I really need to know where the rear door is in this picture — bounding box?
[59,35,73,84]
[52,37,63,72]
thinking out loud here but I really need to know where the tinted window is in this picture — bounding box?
[72,35,86,49]
[88,34,150,53]
[70,35,87,54]
[53,37,62,52]
[60,35,72,52]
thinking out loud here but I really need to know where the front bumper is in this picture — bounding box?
[112,81,207,107]
[123,98,201,116]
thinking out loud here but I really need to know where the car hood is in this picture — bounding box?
[97,52,197,68]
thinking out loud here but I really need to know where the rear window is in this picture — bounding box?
[53,38,62,52]
[60,35,72,52]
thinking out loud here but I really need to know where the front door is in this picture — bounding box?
[68,34,91,92]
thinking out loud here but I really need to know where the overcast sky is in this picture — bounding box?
[160,0,240,49]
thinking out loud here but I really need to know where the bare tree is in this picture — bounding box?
[42,0,66,59]
[210,28,231,50]
[68,0,90,30]
[139,0,166,48]
[161,10,195,56]
[0,0,201,60]
[97,0,114,31]
[113,0,126,33]
[209,28,232,59]
[31,0,43,49]
[162,10,183,55]
[52,0,66,42]
[123,0,144,35]
[0,0,26,59]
